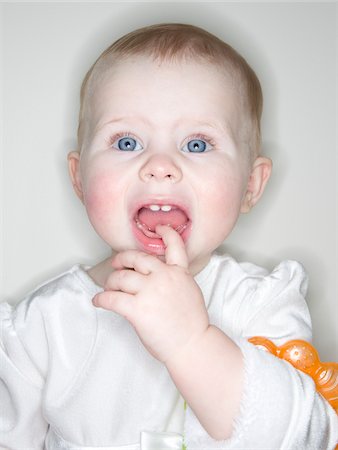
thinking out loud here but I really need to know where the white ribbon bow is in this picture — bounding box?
[140,431,183,450]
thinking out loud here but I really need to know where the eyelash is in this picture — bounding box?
[106,131,216,151]
[106,131,138,148]
[185,133,216,149]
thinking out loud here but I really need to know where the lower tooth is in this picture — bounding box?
[136,217,187,237]
[175,223,188,233]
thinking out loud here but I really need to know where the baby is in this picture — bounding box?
[1,23,337,449]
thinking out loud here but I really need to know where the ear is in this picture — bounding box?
[68,151,84,202]
[241,156,272,213]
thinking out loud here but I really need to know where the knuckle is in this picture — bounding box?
[103,273,115,290]
[136,252,151,267]
[104,291,117,308]
[118,269,129,282]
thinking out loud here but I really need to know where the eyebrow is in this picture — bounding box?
[95,116,151,134]
[175,118,235,142]
[176,118,232,135]
[95,116,233,137]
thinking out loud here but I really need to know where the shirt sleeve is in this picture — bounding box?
[184,260,338,449]
[0,301,48,449]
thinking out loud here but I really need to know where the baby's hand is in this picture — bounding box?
[93,225,210,363]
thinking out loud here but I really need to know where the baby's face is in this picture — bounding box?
[74,56,252,274]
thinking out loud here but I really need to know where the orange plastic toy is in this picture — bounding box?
[248,337,338,414]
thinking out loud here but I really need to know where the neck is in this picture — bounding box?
[87,255,115,287]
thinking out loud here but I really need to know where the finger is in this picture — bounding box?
[112,250,163,274]
[104,269,144,294]
[93,290,134,319]
[155,225,188,268]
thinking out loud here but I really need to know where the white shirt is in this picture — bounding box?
[0,253,337,449]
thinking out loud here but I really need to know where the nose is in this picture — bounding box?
[139,154,183,183]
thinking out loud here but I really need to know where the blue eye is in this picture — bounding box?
[112,136,143,151]
[183,139,208,153]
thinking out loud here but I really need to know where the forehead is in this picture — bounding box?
[88,55,242,132]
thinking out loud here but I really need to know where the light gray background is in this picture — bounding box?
[1,2,337,360]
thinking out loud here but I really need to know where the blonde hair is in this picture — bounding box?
[78,23,263,157]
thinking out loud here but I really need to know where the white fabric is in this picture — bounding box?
[44,429,183,450]
[0,253,337,449]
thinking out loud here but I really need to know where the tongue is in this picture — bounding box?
[138,207,188,232]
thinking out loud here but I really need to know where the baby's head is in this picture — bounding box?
[69,23,271,273]
[78,23,262,162]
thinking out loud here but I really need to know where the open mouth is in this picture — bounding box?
[134,204,190,238]
[131,203,191,254]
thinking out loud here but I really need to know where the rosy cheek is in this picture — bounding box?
[83,172,118,222]
[200,176,244,218]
